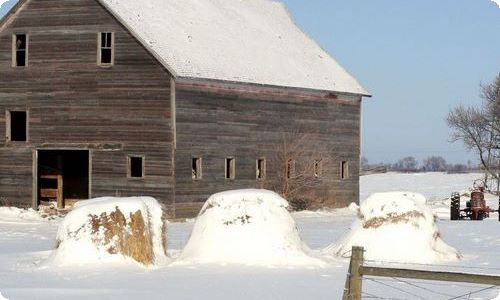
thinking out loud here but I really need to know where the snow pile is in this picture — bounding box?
[47,197,167,266]
[0,291,8,300]
[0,207,44,222]
[178,189,324,267]
[325,192,461,263]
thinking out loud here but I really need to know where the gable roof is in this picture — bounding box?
[1,0,370,96]
[98,0,370,96]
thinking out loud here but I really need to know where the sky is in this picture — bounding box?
[280,0,500,165]
[1,0,499,165]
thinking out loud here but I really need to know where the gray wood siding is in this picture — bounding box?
[0,147,32,207]
[0,0,174,207]
[174,80,361,217]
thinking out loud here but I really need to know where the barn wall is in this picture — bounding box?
[0,0,174,208]
[174,80,361,217]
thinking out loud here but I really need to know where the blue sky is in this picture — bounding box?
[281,0,500,164]
[1,0,499,164]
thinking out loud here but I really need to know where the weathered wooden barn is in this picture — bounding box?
[0,0,370,217]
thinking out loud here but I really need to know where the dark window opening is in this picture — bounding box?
[129,156,144,178]
[314,159,322,178]
[14,34,27,67]
[256,158,266,180]
[286,159,294,179]
[192,157,202,180]
[9,111,27,142]
[100,32,113,65]
[341,161,349,180]
[225,157,235,179]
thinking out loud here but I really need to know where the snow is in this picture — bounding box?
[0,172,499,299]
[177,189,324,266]
[98,0,368,95]
[46,196,167,266]
[325,192,461,263]
[0,207,45,222]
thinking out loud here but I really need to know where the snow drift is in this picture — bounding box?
[177,189,324,267]
[325,192,461,263]
[0,207,45,222]
[47,197,167,266]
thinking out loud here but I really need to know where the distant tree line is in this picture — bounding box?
[361,156,477,174]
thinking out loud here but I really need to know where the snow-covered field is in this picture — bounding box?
[1,172,499,300]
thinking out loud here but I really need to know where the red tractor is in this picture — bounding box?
[450,180,500,221]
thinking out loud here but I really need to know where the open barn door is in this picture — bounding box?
[37,150,89,209]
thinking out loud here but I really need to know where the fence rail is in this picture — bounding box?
[342,246,500,300]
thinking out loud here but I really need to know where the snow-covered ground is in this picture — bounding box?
[0,172,499,299]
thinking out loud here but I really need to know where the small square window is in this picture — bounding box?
[129,156,144,178]
[225,157,235,180]
[286,159,295,179]
[7,111,27,142]
[99,32,114,65]
[192,157,202,180]
[256,158,266,180]
[314,159,322,178]
[341,161,349,180]
[13,34,28,67]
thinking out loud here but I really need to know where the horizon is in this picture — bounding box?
[1,0,499,165]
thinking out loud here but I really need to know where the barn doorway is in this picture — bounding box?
[37,150,89,208]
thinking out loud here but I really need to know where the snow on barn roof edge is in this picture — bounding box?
[98,0,371,96]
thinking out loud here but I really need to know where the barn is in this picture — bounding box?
[0,0,370,218]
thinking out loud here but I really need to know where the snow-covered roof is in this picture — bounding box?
[99,0,370,95]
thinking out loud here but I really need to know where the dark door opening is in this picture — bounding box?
[37,150,89,208]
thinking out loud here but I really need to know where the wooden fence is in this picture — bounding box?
[342,246,500,300]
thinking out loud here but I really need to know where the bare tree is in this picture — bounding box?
[360,156,369,171]
[423,156,447,172]
[267,131,332,210]
[393,156,418,172]
[447,74,500,192]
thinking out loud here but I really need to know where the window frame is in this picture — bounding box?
[97,32,115,67]
[341,160,349,180]
[6,110,28,143]
[127,155,145,179]
[256,158,266,180]
[191,157,202,180]
[12,33,29,68]
[225,157,235,180]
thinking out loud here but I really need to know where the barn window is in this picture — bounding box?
[13,34,28,67]
[286,159,295,179]
[98,32,114,65]
[341,161,349,180]
[314,159,322,178]
[225,157,235,180]
[128,156,144,178]
[7,111,27,142]
[192,157,202,180]
[256,158,266,180]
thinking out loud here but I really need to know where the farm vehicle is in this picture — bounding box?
[450,180,499,221]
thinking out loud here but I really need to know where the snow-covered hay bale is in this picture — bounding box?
[178,189,324,267]
[49,197,167,266]
[325,192,461,263]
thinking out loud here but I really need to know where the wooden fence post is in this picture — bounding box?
[342,246,364,300]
